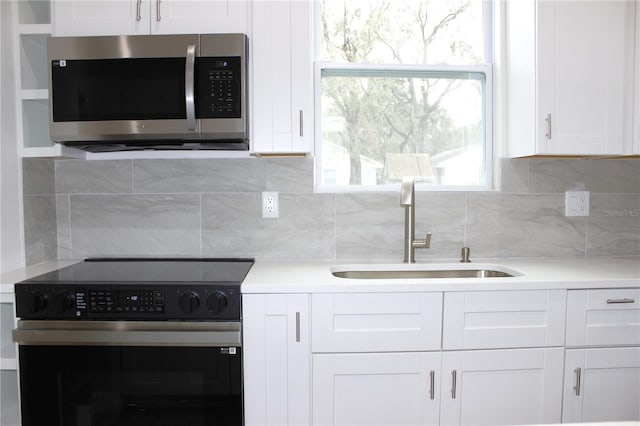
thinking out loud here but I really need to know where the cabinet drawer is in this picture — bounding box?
[566,289,640,347]
[312,293,442,353]
[443,290,567,350]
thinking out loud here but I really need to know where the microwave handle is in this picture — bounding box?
[185,44,197,131]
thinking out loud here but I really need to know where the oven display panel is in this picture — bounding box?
[89,290,165,314]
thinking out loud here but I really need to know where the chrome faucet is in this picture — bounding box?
[400,176,431,263]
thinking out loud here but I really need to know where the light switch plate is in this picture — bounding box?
[565,191,590,216]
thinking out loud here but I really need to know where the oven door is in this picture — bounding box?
[13,321,242,426]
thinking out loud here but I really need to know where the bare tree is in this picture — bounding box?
[321,0,478,184]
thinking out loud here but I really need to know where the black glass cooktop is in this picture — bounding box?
[23,258,254,285]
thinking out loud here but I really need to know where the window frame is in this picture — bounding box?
[313,0,495,193]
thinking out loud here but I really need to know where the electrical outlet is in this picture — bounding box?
[565,191,590,216]
[262,192,279,218]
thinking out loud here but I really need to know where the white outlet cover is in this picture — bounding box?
[262,191,279,219]
[565,191,590,217]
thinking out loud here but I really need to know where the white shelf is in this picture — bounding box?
[17,23,52,35]
[0,358,17,372]
[20,88,48,100]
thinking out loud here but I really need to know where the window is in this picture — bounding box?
[315,0,493,190]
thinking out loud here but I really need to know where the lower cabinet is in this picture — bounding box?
[313,352,442,426]
[243,289,639,426]
[562,347,640,423]
[312,348,564,426]
[440,348,563,426]
[243,293,311,426]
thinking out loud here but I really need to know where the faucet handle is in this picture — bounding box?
[413,232,432,249]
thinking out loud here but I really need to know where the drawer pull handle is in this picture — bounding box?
[606,298,635,304]
[451,370,457,399]
[295,311,301,342]
[429,370,435,400]
[574,367,582,396]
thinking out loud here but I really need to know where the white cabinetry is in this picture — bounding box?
[505,0,635,157]
[440,348,563,426]
[563,289,640,423]
[0,289,19,426]
[634,2,640,154]
[250,0,312,154]
[242,293,310,426]
[312,292,442,353]
[443,290,566,349]
[565,289,640,347]
[313,352,442,426]
[10,0,63,157]
[563,347,640,422]
[53,0,248,36]
[313,348,563,426]
[310,291,565,426]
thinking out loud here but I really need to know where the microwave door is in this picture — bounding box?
[48,35,200,144]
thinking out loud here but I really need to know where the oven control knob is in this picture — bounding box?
[206,291,228,315]
[52,291,74,313]
[26,291,48,313]
[179,291,200,314]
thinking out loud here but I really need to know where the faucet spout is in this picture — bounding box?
[400,176,431,263]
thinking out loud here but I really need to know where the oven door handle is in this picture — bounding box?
[13,321,241,347]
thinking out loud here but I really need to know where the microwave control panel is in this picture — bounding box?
[196,56,242,119]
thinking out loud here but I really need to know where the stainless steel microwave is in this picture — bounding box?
[48,33,249,152]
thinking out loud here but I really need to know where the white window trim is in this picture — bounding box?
[313,62,494,193]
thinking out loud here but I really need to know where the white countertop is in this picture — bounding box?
[1,257,638,296]
[0,260,80,294]
[241,257,640,293]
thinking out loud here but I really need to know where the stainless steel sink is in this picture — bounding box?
[331,264,522,280]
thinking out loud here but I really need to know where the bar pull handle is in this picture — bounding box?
[299,110,304,137]
[156,0,162,21]
[429,370,435,400]
[574,367,582,396]
[185,44,197,131]
[606,298,635,304]
[545,113,552,140]
[136,0,142,21]
[451,370,457,399]
[295,311,301,342]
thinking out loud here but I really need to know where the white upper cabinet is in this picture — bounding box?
[505,0,636,157]
[635,1,640,154]
[53,0,248,36]
[250,0,313,154]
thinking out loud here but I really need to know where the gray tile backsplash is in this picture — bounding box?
[22,157,640,265]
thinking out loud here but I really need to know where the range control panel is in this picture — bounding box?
[14,284,240,321]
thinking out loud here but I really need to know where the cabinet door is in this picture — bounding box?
[243,294,310,426]
[634,1,640,154]
[440,348,564,426]
[312,292,442,353]
[53,0,149,36]
[566,289,640,347]
[443,290,566,350]
[536,0,633,155]
[151,0,248,35]
[251,0,313,154]
[313,352,441,426]
[563,347,640,422]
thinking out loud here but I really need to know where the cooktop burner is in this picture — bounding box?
[14,258,254,321]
